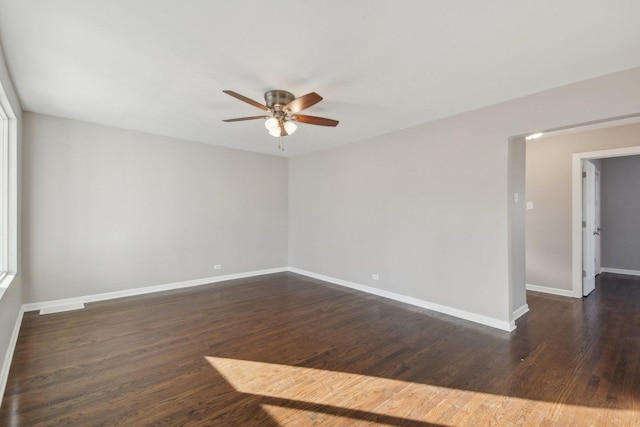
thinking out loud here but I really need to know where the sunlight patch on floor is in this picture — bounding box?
[261,404,417,427]
[205,356,639,426]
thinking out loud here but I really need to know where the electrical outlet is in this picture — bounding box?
[214,264,222,270]
[372,274,379,280]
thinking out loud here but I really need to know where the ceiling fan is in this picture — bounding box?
[222,90,339,140]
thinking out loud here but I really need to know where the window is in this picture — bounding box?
[0,104,7,276]
[0,82,17,295]
[0,103,7,279]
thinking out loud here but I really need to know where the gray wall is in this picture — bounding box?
[526,123,640,291]
[289,118,513,323]
[290,67,640,326]
[601,155,640,271]
[0,44,22,391]
[23,113,288,303]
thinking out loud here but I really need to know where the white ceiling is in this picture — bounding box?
[0,1,639,157]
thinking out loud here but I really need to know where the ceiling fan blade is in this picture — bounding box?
[223,90,270,111]
[279,120,288,137]
[285,92,323,113]
[222,115,269,122]
[291,114,339,127]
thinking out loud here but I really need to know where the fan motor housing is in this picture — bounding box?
[264,90,295,109]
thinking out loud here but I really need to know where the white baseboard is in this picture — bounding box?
[600,267,640,277]
[512,304,529,321]
[289,268,515,332]
[526,284,575,297]
[40,303,85,315]
[0,305,24,408]
[22,267,288,313]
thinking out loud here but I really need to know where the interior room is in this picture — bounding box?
[0,1,639,425]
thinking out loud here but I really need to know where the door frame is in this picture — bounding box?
[571,146,640,297]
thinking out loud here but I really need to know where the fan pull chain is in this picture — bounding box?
[278,137,285,152]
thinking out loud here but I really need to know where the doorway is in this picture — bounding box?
[571,146,640,297]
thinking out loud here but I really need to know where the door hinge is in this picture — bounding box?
[582,172,587,178]
[582,221,586,228]
[583,270,586,278]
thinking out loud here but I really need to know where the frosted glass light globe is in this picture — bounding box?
[284,121,297,135]
[264,117,279,131]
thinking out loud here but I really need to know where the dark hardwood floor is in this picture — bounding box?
[1,272,639,425]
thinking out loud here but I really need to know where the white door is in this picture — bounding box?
[582,160,596,296]
[594,169,601,275]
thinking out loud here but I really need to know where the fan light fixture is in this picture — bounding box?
[264,117,297,137]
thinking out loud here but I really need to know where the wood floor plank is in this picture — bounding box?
[2,272,640,425]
